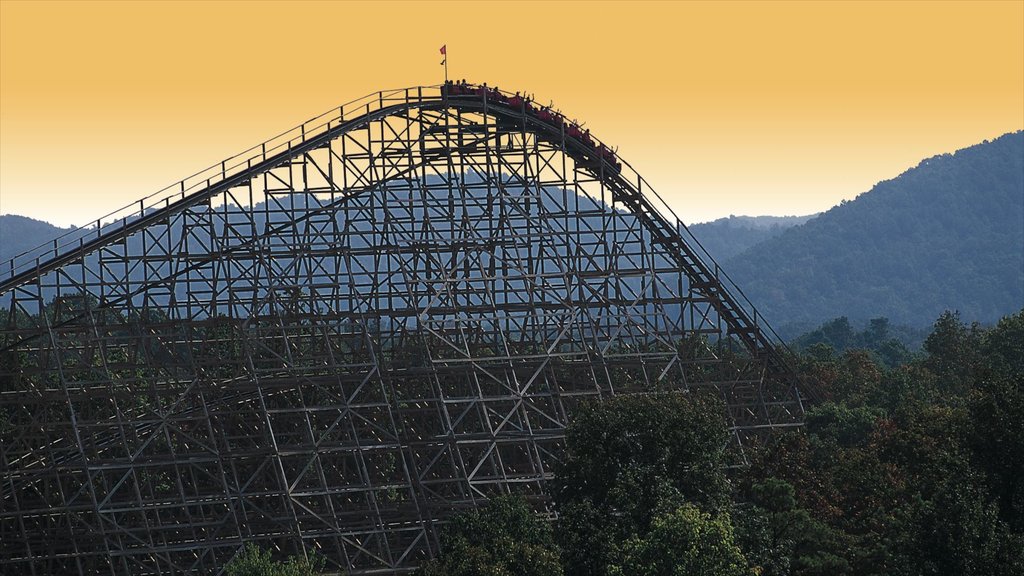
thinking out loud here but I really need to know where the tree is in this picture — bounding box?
[553,392,731,576]
[609,503,748,576]
[734,479,848,576]
[968,310,1024,531]
[748,311,1024,576]
[923,311,982,391]
[415,495,563,576]
[805,403,883,448]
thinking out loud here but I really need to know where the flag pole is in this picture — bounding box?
[440,44,448,84]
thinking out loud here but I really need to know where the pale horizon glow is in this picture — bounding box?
[1,0,1022,228]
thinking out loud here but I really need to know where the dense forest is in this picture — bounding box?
[403,309,1024,576]
[225,309,1024,575]
[725,131,1024,333]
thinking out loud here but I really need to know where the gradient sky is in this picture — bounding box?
[1,0,1022,228]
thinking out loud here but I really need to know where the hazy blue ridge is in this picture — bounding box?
[0,215,74,264]
[724,131,1024,332]
[687,215,814,262]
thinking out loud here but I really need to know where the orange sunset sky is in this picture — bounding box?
[1,0,1022,228]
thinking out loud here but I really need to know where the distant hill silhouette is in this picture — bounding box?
[688,215,814,262]
[724,131,1024,334]
[0,215,73,264]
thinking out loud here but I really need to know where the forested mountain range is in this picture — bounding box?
[723,131,1023,334]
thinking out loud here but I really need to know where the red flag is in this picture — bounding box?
[440,45,446,55]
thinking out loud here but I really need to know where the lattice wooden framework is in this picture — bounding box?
[0,84,804,575]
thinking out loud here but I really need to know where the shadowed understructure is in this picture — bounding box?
[0,84,805,575]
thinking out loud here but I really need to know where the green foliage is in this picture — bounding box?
[734,479,848,576]
[415,495,563,576]
[967,311,1024,532]
[923,311,984,390]
[805,403,884,448]
[609,503,748,576]
[556,392,730,512]
[224,544,323,576]
[553,392,731,575]
[747,309,1024,576]
[792,316,917,368]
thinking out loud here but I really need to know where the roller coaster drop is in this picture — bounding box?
[0,83,806,574]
